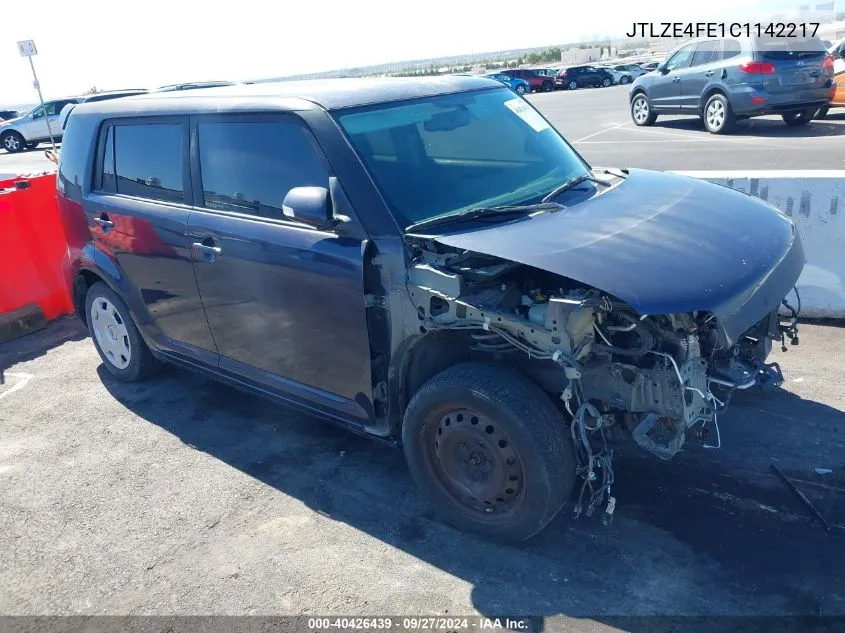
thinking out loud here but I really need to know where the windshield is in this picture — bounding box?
[335,88,589,230]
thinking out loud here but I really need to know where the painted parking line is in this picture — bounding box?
[573,122,630,143]
[0,373,33,401]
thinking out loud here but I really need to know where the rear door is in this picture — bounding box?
[754,35,829,95]
[87,117,219,365]
[834,40,845,105]
[186,114,373,420]
[678,40,721,111]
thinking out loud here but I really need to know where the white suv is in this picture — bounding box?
[0,97,83,153]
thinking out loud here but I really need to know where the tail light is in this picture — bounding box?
[822,55,834,73]
[739,62,776,74]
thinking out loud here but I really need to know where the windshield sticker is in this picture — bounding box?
[504,98,550,132]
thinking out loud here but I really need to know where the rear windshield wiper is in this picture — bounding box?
[542,173,612,203]
[405,201,564,233]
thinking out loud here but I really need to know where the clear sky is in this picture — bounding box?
[0,0,812,105]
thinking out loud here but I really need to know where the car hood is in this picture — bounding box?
[427,169,804,342]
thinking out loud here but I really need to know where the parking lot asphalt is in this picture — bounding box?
[527,86,845,171]
[1,317,843,619]
[0,147,57,180]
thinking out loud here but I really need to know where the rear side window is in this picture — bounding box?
[721,39,743,60]
[691,40,720,66]
[100,123,185,203]
[754,36,826,60]
[196,120,329,220]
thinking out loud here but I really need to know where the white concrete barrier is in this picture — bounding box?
[675,170,845,319]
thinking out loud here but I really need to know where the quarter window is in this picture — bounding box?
[196,120,329,220]
[721,39,742,60]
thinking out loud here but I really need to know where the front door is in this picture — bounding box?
[678,40,721,112]
[86,117,219,365]
[187,114,373,420]
[650,43,695,111]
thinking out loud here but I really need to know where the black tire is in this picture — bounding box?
[514,84,526,96]
[567,79,578,90]
[402,362,576,543]
[540,80,553,92]
[814,106,829,120]
[782,109,813,126]
[601,77,612,87]
[25,142,38,150]
[85,281,161,382]
[1,130,25,153]
[702,93,736,134]
[630,92,657,126]
[619,75,631,85]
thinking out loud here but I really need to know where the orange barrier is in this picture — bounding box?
[0,173,74,323]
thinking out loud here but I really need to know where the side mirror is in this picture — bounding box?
[282,186,333,229]
[658,63,669,74]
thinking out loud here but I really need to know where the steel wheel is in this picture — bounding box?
[430,408,525,518]
[706,99,726,131]
[90,297,132,370]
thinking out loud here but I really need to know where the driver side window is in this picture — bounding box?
[665,44,695,71]
[31,102,57,119]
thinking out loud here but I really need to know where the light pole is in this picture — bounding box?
[16,39,57,152]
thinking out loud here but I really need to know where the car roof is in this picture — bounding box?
[73,76,499,117]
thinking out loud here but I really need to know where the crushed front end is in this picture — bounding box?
[404,235,803,522]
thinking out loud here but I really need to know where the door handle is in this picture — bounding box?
[672,77,681,83]
[704,71,715,77]
[94,215,114,230]
[192,241,222,259]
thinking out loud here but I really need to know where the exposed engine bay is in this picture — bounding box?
[406,243,801,521]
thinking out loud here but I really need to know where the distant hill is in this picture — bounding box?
[247,42,589,82]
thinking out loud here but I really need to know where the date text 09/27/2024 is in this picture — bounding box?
[626,22,821,38]
[307,617,534,631]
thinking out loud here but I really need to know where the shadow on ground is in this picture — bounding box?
[0,317,87,377]
[91,340,845,619]
[652,114,845,138]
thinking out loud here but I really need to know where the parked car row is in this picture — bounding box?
[628,34,837,134]
[1,81,240,153]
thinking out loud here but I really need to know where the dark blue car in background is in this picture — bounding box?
[57,77,802,543]
[630,35,835,133]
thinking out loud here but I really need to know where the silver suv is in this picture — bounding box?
[0,97,83,153]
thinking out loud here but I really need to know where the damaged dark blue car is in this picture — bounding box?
[58,77,803,542]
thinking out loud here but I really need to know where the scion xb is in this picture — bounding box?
[58,78,802,542]
[629,35,835,133]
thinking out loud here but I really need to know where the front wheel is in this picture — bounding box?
[619,75,631,85]
[541,80,553,92]
[402,362,576,543]
[782,109,814,126]
[602,77,612,87]
[567,80,578,90]
[1,131,25,153]
[85,282,161,382]
[514,84,526,95]
[814,106,829,120]
[631,93,657,126]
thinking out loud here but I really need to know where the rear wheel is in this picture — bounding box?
[601,77,612,87]
[814,106,829,120]
[703,93,736,134]
[541,80,553,92]
[402,362,576,543]
[620,75,631,85]
[631,93,657,126]
[1,130,25,153]
[567,80,578,90]
[85,282,161,382]
[515,84,526,95]
[782,109,814,126]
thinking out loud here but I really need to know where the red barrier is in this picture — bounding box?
[0,173,74,322]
